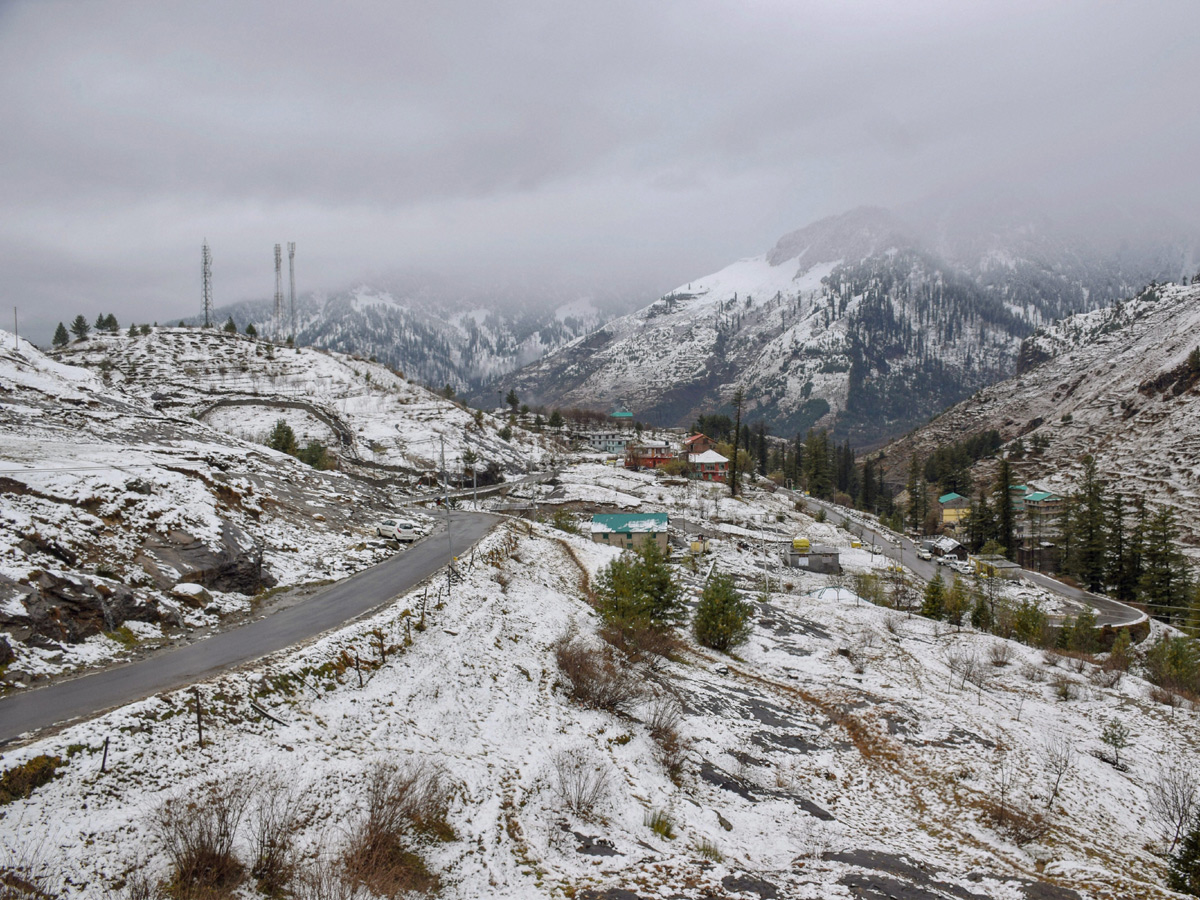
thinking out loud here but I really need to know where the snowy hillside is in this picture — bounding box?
[51,327,558,483]
[0,331,411,687]
[205,277,619,393]
[2,466,1196,899]
[497,207,1190,445]
[880,281,1200,538]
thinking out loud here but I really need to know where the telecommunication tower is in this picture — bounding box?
[273,243,284,335]
[287,242,296,340]
[201,240,213,327]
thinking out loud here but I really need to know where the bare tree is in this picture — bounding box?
[1039,735,1075,808]
[1148,760,1199,853]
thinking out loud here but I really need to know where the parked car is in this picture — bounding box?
[916,548,932,561]
[376,519,422,542]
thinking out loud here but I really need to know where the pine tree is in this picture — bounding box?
[548,410,564,429]
[1168,817,1200,896]
[1139,507,1190,622]
[245,323,257,338]
[995,457,1015,560]
[729,388,744,497]
[127,323,138,337]
[595,540,685,634]
[921,570,947,620]
[103,313,119,332]
[52,322,69,347]
[69,314,89,341]
[505,389,519,412]
[223,317,237,334]
[94,313,107,331]
[1070,455,1108,590]
[693,571,753,652]
[968,487,996,553]
[266,419,298,456]
[944,576,970,626]
[970,586,993,631]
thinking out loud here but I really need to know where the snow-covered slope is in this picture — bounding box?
[497,208,1191,445]
[2,467,1195,899]
[52,327,557,482]
[881,281,1200,537]
[0,331,409,685]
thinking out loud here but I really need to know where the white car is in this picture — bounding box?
[376,519,422,542]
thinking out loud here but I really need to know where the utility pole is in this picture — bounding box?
[440,435,452,595]
[287,242,296,341]
[201,240,213,328]
[12,307,17,349]
[273,243,283,339]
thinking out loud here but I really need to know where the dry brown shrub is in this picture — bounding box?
[988,642,1013,667]
[248,774,302,897]
[598,621,681,663]
[550,749,610,820]
[340,760,448,897]
[644,696,691,782]
[151,777,251,899]
[554,633,645,713]
[1089,666,1123,688]
[980,800,1050,845]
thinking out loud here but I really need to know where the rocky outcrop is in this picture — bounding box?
[0,573,160,645]
[135,521,275,595]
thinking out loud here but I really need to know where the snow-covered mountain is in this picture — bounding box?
[204,274,630,393]
[880,280,1200,539]
[494,207,1193,444]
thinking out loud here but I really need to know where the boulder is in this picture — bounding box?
[170,582,213,608]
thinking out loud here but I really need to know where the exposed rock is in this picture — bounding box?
[0,634,14,666]
[170,583,213,608]
[136,521,274,595]
[10,573,161,645]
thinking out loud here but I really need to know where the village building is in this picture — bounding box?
[938,492,970,530]
[586,431,633,455]
[625,439,677,470]
[687,449,729,482]
[974,554,1021,579]
[931,536,968,561]
[682,433,716,455]
[589,512,670,552]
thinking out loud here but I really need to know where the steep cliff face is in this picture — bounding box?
[495,207,1189,445]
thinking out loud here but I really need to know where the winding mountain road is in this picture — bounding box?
[0,510,499,745]
[793,493,1146,628]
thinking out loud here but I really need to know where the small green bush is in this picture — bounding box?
[0,755,61,805]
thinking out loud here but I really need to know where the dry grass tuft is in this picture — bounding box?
[340,760,449,897]
[550,749,610,820]
[151,777,251,899]
[554,632,646,713]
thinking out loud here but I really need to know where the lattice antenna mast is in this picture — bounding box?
[201,240,213,328]
[287,242,296,341]
[273,243,283,337]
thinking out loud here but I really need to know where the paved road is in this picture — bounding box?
[789,492,1145,628]
[0,510,499,745]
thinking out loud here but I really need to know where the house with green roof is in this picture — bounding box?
[938,491,970,530]
[590,512,669,552]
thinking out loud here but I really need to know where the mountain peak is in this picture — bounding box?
[767,206,911,268]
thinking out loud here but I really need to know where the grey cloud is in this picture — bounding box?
[2,0,1198,340]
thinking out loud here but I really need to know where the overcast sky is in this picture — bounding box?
[3,0,1198,339]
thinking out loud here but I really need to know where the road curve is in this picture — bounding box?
[0,510,499,745]
[790,493,1145,628]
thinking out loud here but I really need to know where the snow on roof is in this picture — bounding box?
[932,536,963,552]
[590,512,669,533]
[688,450,728,464]
[1025,491,1059,502]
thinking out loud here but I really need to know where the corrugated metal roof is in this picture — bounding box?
[938,492,965,503]
[590,512,669,533]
